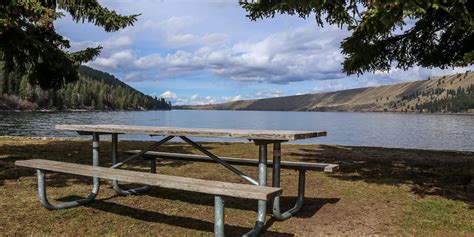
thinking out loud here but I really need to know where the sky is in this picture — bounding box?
[56,0,473,105]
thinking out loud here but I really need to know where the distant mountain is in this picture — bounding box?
[0,65,171,111]
[180,71,474,113]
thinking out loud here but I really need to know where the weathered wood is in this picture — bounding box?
[15,159,282,200]
[125,150,339,173]
[55,124,327,141]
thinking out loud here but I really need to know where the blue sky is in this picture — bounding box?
[57,0,473,105]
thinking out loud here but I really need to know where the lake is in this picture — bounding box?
[0,110,473,151]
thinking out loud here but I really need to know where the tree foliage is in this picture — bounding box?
[241,0,474,75]
[416,85,474,113]
[3,65,171,111]
[0,0,139,89]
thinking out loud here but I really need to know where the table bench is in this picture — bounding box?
[16,124,332,236]
[16,159,282,236]
[126,150,339,173]
[125,150,338,221]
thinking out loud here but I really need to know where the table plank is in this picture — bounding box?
[16,159,282,200]
[56,124,327,141]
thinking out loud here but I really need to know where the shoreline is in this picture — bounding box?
[0,108,172,113]
[1,108,474,115]
[174,108,474,115]
[2,135,473,154]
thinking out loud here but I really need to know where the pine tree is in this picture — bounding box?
[241,1,474,74]
[19,76,33,101]
[1,0,139,89]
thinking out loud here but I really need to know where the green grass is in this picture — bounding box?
[400,198,474,233]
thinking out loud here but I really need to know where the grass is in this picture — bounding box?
[400,198,474,233]
[0,136,473,236]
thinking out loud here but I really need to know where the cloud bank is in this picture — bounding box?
[60,0,472,105]
[81,15,349,85]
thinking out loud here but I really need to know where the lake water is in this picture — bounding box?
[0,110,473,151]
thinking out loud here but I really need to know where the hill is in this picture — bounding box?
[0,65,171,111]
[180,71,474,113]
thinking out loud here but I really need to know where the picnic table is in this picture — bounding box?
[16,124,336,236]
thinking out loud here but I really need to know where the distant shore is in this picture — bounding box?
[173,107,474,115]
[177,71,474,113]
[0,108,171,112]
[2,108,473,115]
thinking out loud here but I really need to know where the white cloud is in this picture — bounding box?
[69,40,98,52]
[111,50,134,60]
[92,58,117,68]
[142,16,195,33]
[87,23,349,84]
[171,94,246,105]
[177,94,214,105]
[164,32,228,48]
[159,91,177,99]
[102,35,133,49]
[69,35,133,53]
[232,95,241,101]
[255,90,283,98]
[165,34,198,47]
[221,95,242,102]
[91,50,135,69]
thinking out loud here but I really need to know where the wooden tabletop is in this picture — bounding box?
[56,124,327,141]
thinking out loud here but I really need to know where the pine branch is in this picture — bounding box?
[56,0,139,32]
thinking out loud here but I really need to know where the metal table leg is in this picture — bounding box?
[214,195,225,237]
[111,133,152,195]
[272,142,306,220]
[37,133,101,210]
[244,144,268,237]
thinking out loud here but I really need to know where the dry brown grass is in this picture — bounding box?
[184,71,474,112]
[0,136,473,236]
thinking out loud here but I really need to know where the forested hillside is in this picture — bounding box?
[0,65,171,111]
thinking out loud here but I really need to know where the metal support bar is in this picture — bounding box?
[214,196,225,237]
[111,133,152,195]
[272,170,306,220]
[272,142,306,220]
[150,158,156,173]
[244,144,267,237]
[36,133,101,210]
[111,135,174,169]
[179,136,258,186]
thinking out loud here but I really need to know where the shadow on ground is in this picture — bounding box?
[56,193,306,236]
[0,139,197,185]
[2,139,473,205]
[285,145,474,206]
[1,138,473,233]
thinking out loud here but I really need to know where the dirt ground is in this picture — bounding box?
[0,136,473,236]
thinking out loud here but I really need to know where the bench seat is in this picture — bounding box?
[125,150,339,173]
[15,159,282,200]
